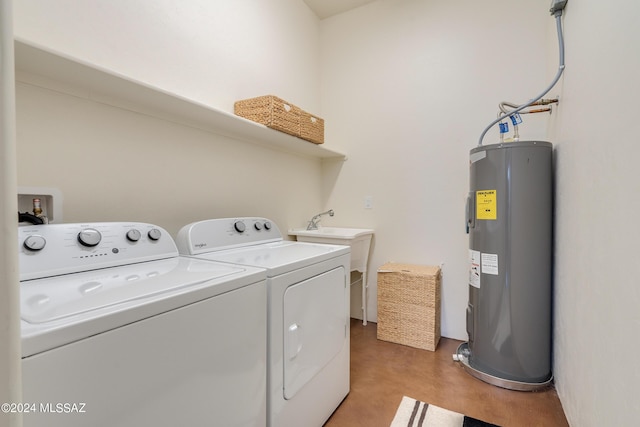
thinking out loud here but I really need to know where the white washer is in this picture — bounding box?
[19,222,267,427]
[177,217,351,427]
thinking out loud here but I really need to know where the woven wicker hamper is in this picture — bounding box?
[377,263,441,351]
[234,95,300,137]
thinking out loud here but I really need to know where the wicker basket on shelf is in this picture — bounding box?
[235,95,325,144]
[234,95,301,137]
[300,111,325,144]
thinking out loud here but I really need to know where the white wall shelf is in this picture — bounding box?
[14,39,346,160]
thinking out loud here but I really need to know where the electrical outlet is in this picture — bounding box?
[364,196,373,209]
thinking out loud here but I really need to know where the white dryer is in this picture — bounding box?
[19,222,267,427]
[176,217,351,427]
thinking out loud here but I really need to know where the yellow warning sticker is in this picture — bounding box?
[476,190,497,220]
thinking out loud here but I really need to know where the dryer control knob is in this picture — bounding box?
[234,221,246,233]
[23,235,46,251]
[126,229,142,242]
[264,221,272,230]
[78,228,102,247]
[147,228,162,241]
[254,222,263,231]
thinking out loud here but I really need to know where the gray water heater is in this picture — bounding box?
[458,140,553,391]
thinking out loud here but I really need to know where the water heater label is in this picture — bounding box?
[469,250,481,288]
[476,190,497,220]
[481,253,499,275]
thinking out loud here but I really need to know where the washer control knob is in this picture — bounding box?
[147,228,162,241]
[264,221,272,230]
[78,228,102,247]
[126,229,142,242]
[23,235,46,251]
[234,221,246,233]
[254,222,263,231]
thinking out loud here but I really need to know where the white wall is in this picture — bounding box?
[15,83,324,236]
[551,1,640,425]
[1,1,22,426]
[12,0,326,237]
[319,0,552,339]
[14,0,321,113]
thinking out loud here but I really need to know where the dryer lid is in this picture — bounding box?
[192,241,350,276]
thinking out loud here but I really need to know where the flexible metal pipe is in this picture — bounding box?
[499,98,558,114]
[478,14,565,146]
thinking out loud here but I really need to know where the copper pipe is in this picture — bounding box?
[521,107,552,114]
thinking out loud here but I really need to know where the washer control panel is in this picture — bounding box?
[177,217,281,255]
[19,222,178,281]
[232,219,272,234]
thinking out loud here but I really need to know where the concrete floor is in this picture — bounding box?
[324,319,568,427]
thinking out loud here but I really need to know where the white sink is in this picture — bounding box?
[288,227,374,240]
[288,227,374,268]
[288,227,374,325]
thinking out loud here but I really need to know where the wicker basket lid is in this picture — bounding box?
[378,263,440,276]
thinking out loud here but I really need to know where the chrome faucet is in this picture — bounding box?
[307,209,334,230]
